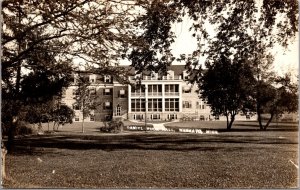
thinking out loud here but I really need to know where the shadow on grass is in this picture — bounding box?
[231,122,298,132]
[7,129,298,156]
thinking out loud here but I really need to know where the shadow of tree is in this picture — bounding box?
[8,131,298,156]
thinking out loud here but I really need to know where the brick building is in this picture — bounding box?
[62,65,256,122]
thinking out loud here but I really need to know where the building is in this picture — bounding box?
[62,72,127,122]
[62,65,256,122]
[127,65,212,121]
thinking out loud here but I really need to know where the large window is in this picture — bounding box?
[148,98,162,112]
[165,84,179,96]
[131,99,146,112]
[148,85,162,96]
[131,85,145,97]
[165,98,179,111]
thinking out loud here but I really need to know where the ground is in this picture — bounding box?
[2,121,299,188]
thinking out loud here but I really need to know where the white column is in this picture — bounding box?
[145,84,148,119]
[162,83,165,113]
[128,85,131,114]
[179,82,182,112]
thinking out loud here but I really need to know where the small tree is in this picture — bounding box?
[256,75,298,130]
[199,55,255,130]
[73,75,95,133]
[24,101,53,131]
[52,105,75,131]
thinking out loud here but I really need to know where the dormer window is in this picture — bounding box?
[151,72,158,79]
[104,75,111,83]
[183,70,190,81]
[89,75,96,83]
[167,70,174,79]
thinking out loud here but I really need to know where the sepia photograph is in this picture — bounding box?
[1,0,299,188]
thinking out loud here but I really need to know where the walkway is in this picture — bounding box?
[152,123,168,131]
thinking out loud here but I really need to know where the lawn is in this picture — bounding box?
[2,121,299,188]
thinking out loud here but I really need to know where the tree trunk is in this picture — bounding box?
[7,116,18,153]
[2,147,7,179]
[226,114,229,129]
[53,121,57,131]
[57,123,60,131]
[257,112,264,130]
[227,114,235,130]
[263,113,274,130]
[38,122,42,131]
[81,118,84,133]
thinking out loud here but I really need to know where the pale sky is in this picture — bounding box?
[121,16,299,82]
[170,16,299,80]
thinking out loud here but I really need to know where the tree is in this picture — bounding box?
[199,55,255,130]
[23,100,55,131]
[73,75,96,133]
[129,0,298,129]
[52,104,75,131]
[129,0,298,72]
[129,0,179,75]
[2,0,144,152]
[256,75,298,130]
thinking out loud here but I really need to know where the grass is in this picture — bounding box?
[2,121,299,188]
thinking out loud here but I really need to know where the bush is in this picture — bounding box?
[1,122,37,136]
[15,124,35,136]
[100,121,123,133]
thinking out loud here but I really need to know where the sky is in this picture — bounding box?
[170,16,299,79]
[121,15,299,82]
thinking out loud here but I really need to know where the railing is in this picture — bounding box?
[164,92,180,96]
[131,93,145,97]
[162,76,182,80]
[128,75,182,81]
[147,92,163,96]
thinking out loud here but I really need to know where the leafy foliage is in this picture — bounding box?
[1,0,144,148]
[256,74,298,130]
[129,0,181,75]
[52,105,75,126]
[131,0,298,130]
[73,75,99,132]
[199,55,255,129]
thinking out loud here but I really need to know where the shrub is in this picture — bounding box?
[100,121,123,133]
[1,122,37,136]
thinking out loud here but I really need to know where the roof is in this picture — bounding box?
[169,65,186,75]
[121,64,186,76]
